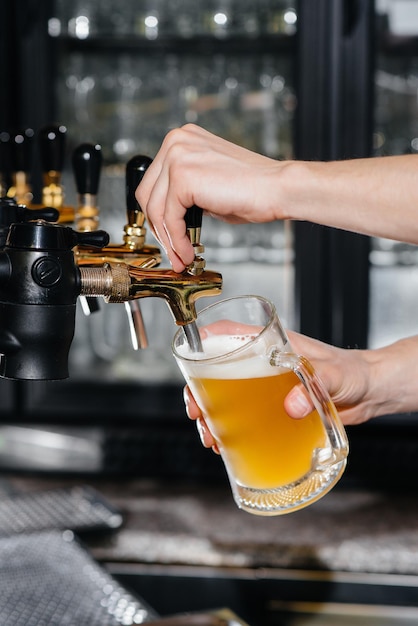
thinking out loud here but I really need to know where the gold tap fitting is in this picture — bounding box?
[8,171,33,205]
[79,262,223,325]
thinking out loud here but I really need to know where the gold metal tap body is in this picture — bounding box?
[7,171,33,205]
[75,193,100,232]
[79,262,223,325]
[75,240,162,269]
[42,170,64,208]
[25,170,75,224]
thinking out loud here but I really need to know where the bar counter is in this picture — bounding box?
[6,475,418,576]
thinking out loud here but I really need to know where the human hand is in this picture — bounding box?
[136,124,286,272]
[184,330,378,451]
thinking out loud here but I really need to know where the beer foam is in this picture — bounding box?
[202,333,257,357]
[177,333,278,379]
[177,333,255,358]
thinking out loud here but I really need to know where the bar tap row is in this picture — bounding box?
[0,125,222,381]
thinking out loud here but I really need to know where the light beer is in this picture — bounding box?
[180,334,330,490]
[174,295,348,514]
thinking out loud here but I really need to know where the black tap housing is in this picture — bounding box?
[0,219,109,380]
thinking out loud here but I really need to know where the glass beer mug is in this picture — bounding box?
[173,295,348,516]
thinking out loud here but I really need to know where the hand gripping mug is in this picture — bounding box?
[173,295,348,516]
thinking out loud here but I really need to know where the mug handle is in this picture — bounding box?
[269,349,349,462]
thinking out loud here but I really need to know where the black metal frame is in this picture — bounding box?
[294,0,374,348]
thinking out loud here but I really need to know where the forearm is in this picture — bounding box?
[363,335,418,418]
[138,125,418,268]
[287,331,418,425]
[280,155,418,244]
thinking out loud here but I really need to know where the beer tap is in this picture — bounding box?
[0,149,222,380]
[185,205,205,276]
[74,154,161,267]
[7,129,34,205]
[0,217,221,380]
[38,124,74,223]
[79,260,222,328]
[72,142,102,232]
[79,201,222,342]
[74,153,162,348]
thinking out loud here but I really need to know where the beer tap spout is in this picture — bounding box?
[79,262,223,326]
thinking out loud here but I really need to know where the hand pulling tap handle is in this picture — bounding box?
[72,142,102,231]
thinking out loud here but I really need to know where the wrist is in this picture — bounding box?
[363,337,418,417]
[273,160,327,223]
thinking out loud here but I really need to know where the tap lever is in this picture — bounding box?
[38,124,67,212]
[72,143,102,231]
[185,205,205,275]
[25,206,60,223]
[39,124,66,178]
[126,155,152,224]
[8,129,34,205]
[185,205,203,231]
[72,143,102,195]
[11,129,34,175]
[0,197,59,227]
[124,155,153,249]
[75,229,110,249]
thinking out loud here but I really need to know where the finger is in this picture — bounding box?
[196,417,218,450]
[162,212,195,271]
[140,161,197,271]
[139,174,192,272]
[284,384,314,419]
[183,385,202,420]
[137,124,206,220]
[183,386,219,452]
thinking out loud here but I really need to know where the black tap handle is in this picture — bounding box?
[0,198,58,229]
[126,155,152,223]
[185,205,203,230]
[23,206,60,223]
[75,229,110,249]
[4,219,109,252]
[11,129,34,173]
[72,143,102,195]
[38,124,67,172]
[0,132,11,181]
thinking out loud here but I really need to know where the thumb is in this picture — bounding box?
[285,384,314,419]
